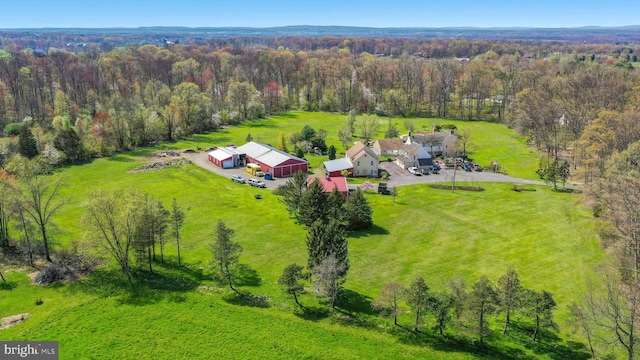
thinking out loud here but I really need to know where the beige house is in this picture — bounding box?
[373,138,405,157]
[346,141,379,177]
[405,131,460,158]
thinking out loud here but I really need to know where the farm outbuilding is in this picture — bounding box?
[323,158,354,177]
[208,147,244,169]
[236,142,308,178]
[308,177,349,197]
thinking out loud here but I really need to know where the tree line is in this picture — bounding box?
[0,41,638,165]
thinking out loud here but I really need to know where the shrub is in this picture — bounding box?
[34,264,74,285]
[3,123,22,136]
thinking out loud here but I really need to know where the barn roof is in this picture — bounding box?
[208,147,241,161]
[236,141,307,167]
[323,158,353,173]
[375,138,405,151]
[346,141,378,161]
[308,177,348,194]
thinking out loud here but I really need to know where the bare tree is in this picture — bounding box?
[357,114,380,144]
[12,159,66,263]
[83,189,144,286]
[314,255,345,308]
[372,282,405,326]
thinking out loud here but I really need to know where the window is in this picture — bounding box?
[357,161,360,166]
[371,161,373,165]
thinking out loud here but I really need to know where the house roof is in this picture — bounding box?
[375,138,405,151]
[236,141,307,167]
[208,147,241,161]
[324,158,353,173]
[346,141,378,161]
[308,177,349,194]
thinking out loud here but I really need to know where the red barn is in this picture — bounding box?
[208,147,243,168]
[308,177,349,197]
[323,158,353,177]
[236,142,308,177]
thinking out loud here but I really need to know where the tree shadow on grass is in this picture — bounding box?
[222,290,270,308]
[67,267,199,306]
[0,281,17,291]
[294,305,331,321]
[335,289,376,316]
[234,264,262,287]
[106,154,135,162]
[505,323,591,360]
[244,119,278,128]
[347,224,390,238]
[392,328,531,360]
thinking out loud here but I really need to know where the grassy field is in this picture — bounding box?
[0,113,599,359]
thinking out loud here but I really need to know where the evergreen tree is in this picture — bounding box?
[210,219,243,293]
[298,179,329,227]
[245,133,253,142]
[278,170,308,218]
[468,275,498,346]
[306,219,349,276]
[428,291,456,336]
[522,289,557,342]
[405,277,430,331]
[328,145,337,160]
[497,268,523,335]
[384,119,399,138]
[169,198,186,266]
[18,125,38,159]
[301,124,316,141]
[326,186,345,224]
[344,189,373,230]
[54,127,84,163]
[278,263,305,308]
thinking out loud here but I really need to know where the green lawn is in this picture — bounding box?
[0,113,597,359]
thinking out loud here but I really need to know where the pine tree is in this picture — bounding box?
[306,219,348,276]
[405,277,430,331]
[18,125,38,159]
[278,263,305,308]
[468,275,498,346]
[344,189,373,230]
[210,219,243,292]
[328,145,337,160]
[298,179,329,227]
[497,268,523,334]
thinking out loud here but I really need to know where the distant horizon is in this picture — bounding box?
[2,1,639,29]
[2,24,640,31]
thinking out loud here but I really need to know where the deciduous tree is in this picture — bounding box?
[372,282,405,326]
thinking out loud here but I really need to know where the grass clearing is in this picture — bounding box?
[0,112,597,359]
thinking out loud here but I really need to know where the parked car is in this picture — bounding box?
[408,166,418,174]
[231,175,246,184]
[248,178,266,188]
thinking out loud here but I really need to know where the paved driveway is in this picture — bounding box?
[181,152,289,189]
[184,152,568,190]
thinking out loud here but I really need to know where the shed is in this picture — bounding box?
[323,158,354,177]
[208,147,243,169]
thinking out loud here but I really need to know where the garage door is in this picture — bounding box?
[222,159,233,168]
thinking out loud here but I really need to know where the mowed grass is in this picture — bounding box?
[0,113,597,359]
[171,112,540,179]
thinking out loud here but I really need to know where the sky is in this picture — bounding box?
[1,0,639,29]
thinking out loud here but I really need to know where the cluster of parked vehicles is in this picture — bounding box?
[231,174,266,188]
[407,163,441,176]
